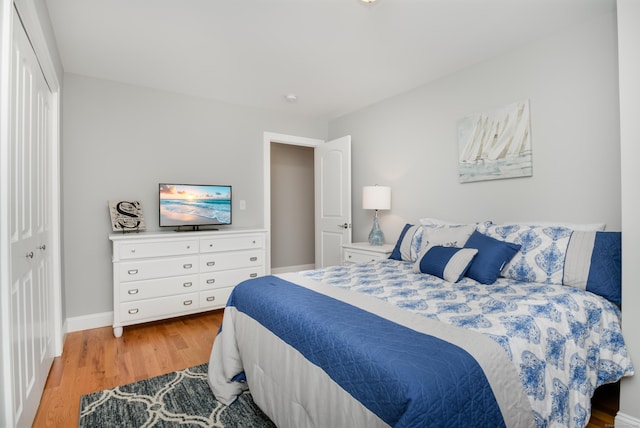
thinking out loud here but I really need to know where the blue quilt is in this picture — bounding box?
[227,275,506,427]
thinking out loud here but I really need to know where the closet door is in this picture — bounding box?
[8,9,55,427]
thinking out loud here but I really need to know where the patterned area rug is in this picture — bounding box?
[79,363,276,427]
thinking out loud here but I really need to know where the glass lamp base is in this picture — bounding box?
[368,214,384,246]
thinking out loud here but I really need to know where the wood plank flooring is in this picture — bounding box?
[32,310,617,427]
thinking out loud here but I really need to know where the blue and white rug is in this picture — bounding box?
[79,363,275,427]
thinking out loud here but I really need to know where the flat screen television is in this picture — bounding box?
[159,183,232,230]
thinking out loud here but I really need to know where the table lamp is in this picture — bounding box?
[362,185,391,246]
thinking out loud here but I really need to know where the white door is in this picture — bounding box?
[314,136,352,268]
[8,11,55,427]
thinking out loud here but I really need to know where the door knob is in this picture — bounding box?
[338,223,350,229]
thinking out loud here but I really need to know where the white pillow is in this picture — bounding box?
[420,224,476,251]
[419,217,461,226]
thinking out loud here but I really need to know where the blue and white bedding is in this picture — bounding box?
[302,260,634,427]
[208,260,633,428]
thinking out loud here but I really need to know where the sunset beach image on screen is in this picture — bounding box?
[159,184,232,227]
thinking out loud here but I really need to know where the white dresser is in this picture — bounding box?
[109,229,267,337]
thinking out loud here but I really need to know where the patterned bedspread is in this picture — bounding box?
[301,260,634,428]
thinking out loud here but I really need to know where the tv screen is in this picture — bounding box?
[159,183,232,229]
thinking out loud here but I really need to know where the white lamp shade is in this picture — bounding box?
[362,186,391,210]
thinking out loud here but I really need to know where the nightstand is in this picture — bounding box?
[342,242,394,265]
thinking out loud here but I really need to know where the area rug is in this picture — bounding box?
[79,363,276,427]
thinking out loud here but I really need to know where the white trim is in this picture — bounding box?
[270,264,316,275]
[616,413,640,428]
[262,132,324,273]
[65,312,114,334]
[0,2,14,426]
[616,412,640,428]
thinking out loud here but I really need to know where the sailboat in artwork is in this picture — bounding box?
[459,100,531,163]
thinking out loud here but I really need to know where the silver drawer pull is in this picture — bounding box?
[128,269,138,275]
[249,273,258,278]
[207,279,215,284]
[130,249,136,253]
[128,289,139,295]
[206,296,215,302]
[183,263,193,269]
[250,256,258,262]
[128,308,139,314]
[209,243,213,248]
[207,261,215,266]
[183,300,193,306]
[183,282,193,288]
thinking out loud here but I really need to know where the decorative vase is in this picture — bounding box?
[368,212,384,246]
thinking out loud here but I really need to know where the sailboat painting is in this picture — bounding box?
[457,99,532,183]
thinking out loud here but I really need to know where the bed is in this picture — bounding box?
[208,222,634,428]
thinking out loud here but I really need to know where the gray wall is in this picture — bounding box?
[330,12,621,244]
[61,73,326,318]
[270,143,315,269]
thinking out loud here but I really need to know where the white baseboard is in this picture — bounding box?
[65,311,113,334]
[616,412,640,428]
[271,263,315,274]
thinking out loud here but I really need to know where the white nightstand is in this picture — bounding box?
[342,242,395,265]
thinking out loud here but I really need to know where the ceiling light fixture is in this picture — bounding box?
[284,94,298,103]
[360,0,377,3]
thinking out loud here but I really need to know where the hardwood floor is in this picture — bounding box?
[32,310,617,427]
[33,311,223,427]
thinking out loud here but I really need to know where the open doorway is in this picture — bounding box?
[263,132,323,273]
[270,143,315,273]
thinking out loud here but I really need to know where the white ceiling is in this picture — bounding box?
[45,0,615,120]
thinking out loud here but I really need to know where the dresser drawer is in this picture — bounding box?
[119,255,199,282]
[200,235,264,253]
[344,249,386,264]
[119,239,198,260]
[200,287,234,309]
[119,274,199,302]
[200,266,264,290]
[120,292,199,322]
[200,250,263,272]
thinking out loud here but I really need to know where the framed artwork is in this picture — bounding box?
[457,99,532,183]
[109,200,146,232]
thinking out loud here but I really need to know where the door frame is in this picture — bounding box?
[263,132,323,272]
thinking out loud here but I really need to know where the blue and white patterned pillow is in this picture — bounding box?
[478,224,573,285]
[389,224,423,262]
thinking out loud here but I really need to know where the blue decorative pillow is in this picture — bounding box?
[563,231,621,305]
[463,230,521,284]
[389,224,423,262]
[413,246,478,283]
[478,223,572,284]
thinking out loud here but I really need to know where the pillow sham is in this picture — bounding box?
[420,224,476,251]
[463,230,521,284]
[563,231,621,305]
[413,246,478,283]
[389,224,423,262]
[478,223,573,285]
[501,221,606,232]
